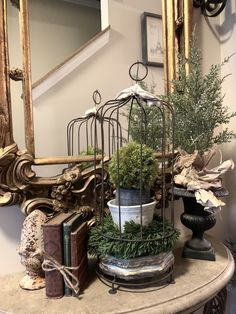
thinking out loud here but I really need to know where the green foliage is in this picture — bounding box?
[108,141,158,189]
[79,146,102,170]
[128,103,163,151]
[88,215,180,259]
[165,37,236,154]
[125,80,164,151]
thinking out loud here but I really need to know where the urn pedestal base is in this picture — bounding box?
[182,238,215,261]
[180,209,217,261]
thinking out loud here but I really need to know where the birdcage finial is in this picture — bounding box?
[129,61,148,82]
[93,90,102,106]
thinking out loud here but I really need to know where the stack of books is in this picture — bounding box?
[42,211,88,298]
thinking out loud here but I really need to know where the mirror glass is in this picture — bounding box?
[29,0,101,82]
[7,0,101,154]
[7,0,164,178]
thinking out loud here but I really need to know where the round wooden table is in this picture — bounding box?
[0,237,234,314]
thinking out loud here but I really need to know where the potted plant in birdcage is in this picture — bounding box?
[107,141,157,230]
[165,36,236,260]
[88,63,181,291]
[88,141,180,261]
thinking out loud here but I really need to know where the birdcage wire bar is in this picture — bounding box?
[67,115,123,158]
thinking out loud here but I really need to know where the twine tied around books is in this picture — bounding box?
[42,252,80,295]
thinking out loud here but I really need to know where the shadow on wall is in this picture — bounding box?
[205,0,236,44]
[0,205,25,241]
[223,144,236,241]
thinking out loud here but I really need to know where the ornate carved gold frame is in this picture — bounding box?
[0,0,193,215]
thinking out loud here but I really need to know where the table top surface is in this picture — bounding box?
[0,237,234,314]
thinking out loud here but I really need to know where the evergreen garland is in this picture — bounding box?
[165,37,236,154]
[88,215,180,259]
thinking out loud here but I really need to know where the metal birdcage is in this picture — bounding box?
[67,90,102,157]
[66,90,121,210]
[89,62,179,293]
[67,90,123,159]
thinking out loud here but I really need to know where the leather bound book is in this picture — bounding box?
[70,221,88,296]
[63,212,85,296]
[42,211,74,298]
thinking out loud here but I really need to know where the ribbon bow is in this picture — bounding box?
[42,252,81,295]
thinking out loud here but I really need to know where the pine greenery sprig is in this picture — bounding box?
[127,80,164,151]
[88,215,180,259]
[166,37,236,154]
[128,103,163,151]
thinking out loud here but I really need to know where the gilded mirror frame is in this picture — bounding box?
[0,0,193,214]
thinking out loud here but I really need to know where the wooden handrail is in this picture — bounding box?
[32,26,110,101]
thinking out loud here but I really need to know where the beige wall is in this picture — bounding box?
[0,206,25,275]
[219,0,236,241]
[192,2,236,242]
[1,0,163,275]
[192,8,224,239]
[29,0,101,82]
[217,3,236,312]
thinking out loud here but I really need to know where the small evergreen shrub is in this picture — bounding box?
[108,141,158,189]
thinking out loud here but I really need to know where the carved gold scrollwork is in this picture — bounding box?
[12,151,35,189]
[0,140,109,215]
[0,144,40,208]
[9,68,23,81]
[3,149,37,207]
[21,198,54,216]
[0,191,22,206]
[0,143,23,206]
[0,143,17,169]
[50,164,111,213]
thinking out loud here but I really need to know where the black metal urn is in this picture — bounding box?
[174,186,228,261]
[181,195,216,260]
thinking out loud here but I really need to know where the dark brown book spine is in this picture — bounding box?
[43,212,75,298]
[43,225,64,298]
[70,222,88,295]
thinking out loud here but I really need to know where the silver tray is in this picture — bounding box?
[98,251,174,280]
